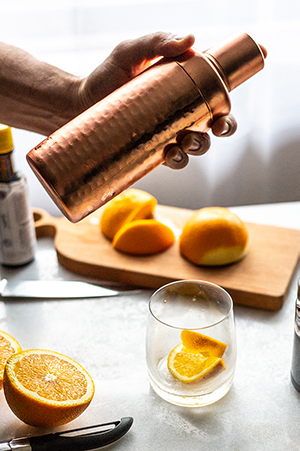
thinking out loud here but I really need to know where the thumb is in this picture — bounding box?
[154,33,195,58]
[114,32,195,67]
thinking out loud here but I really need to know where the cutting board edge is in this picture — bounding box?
[35,207,300,311]
[56,250,292,311]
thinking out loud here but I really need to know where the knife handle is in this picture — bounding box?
[29,417,133,451]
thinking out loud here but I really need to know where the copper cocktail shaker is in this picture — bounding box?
[27,32,265,222]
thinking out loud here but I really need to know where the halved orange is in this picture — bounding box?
[179,207,249,266]
[100,188,157,240]
[167,344,225,384]
[112,219,175,255]
[0,330,22,390]
[3,349,95,427]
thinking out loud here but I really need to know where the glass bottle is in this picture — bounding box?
[0,124,36,265]
[291,279,300,391]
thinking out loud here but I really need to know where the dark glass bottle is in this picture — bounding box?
[291,279,300,391]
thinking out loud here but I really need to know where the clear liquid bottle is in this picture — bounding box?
[0,124,36,265]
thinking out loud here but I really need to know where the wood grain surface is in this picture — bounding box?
[34,205,300,311]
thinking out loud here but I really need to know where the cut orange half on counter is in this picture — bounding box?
[112,219,175,255]
[3,349,95,427]
[0,330,22,390]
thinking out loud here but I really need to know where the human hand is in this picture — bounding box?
[77,32,237,170]
[164,115,238,169]
[77,31,196,109]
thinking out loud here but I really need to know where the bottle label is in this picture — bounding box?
[0,177,36,265]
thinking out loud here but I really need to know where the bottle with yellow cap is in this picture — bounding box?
[0,124,36,265]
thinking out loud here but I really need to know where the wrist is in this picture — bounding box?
[0,42,84,135]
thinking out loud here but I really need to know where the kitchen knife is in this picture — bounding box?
[0,279,134,299]
[0,417,133,450]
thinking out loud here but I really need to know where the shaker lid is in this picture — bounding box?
[204,32,266,92]
[0,124,14,154]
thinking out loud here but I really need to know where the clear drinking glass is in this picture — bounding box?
[146,280,237,407]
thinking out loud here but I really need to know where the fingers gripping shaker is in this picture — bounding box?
[27,33,265,223]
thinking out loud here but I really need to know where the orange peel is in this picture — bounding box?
[179,206,249,266]
[112,219,175,255]
[100,188,157,240]
[3,349,95,427]
[167,330,227,383]
[0,330,22,390]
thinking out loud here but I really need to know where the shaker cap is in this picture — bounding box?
[0,124,14,154]
[204,32,265,91]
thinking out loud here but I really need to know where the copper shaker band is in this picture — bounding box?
[27,32,265,223]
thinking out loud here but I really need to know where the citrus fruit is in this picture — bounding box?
[179,206,249,266]
[0,330,22,390]
[100,188,157,240]
[112,219,175,255]
[3,349,95,427]
[167,330,227,383]
[167,344,225,383]
[181,330,227,357]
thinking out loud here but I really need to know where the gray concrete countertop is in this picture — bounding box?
[0,202,299,450]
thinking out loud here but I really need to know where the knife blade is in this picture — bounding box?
[0,279,122,299]
[0,417,133,450]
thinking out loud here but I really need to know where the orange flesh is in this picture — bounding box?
[14,354,88,401]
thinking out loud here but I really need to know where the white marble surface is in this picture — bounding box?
[0,202,299,450]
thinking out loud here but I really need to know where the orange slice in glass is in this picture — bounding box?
[181,330,227,357]
[167,331,227,383]
[167,344,225,384]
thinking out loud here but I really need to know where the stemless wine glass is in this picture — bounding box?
[146,280,237,407]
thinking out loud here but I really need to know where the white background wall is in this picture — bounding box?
[1,0,299,216]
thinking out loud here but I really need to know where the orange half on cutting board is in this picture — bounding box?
[100,188,157,240]
[179,207,249,266]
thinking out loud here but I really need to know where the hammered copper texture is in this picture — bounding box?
[27,33,265,222]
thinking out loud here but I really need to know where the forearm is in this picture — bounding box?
[0,42,82,135]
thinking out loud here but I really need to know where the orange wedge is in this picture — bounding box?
[3,349,95,427]
[100,188,157,240]
[181,330,227,357]
[0,330,22,390]
[167,344,225,383]
[112,219,175,255]
[167,330,227,383]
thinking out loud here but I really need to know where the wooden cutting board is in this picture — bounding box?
[33,206,300,311]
